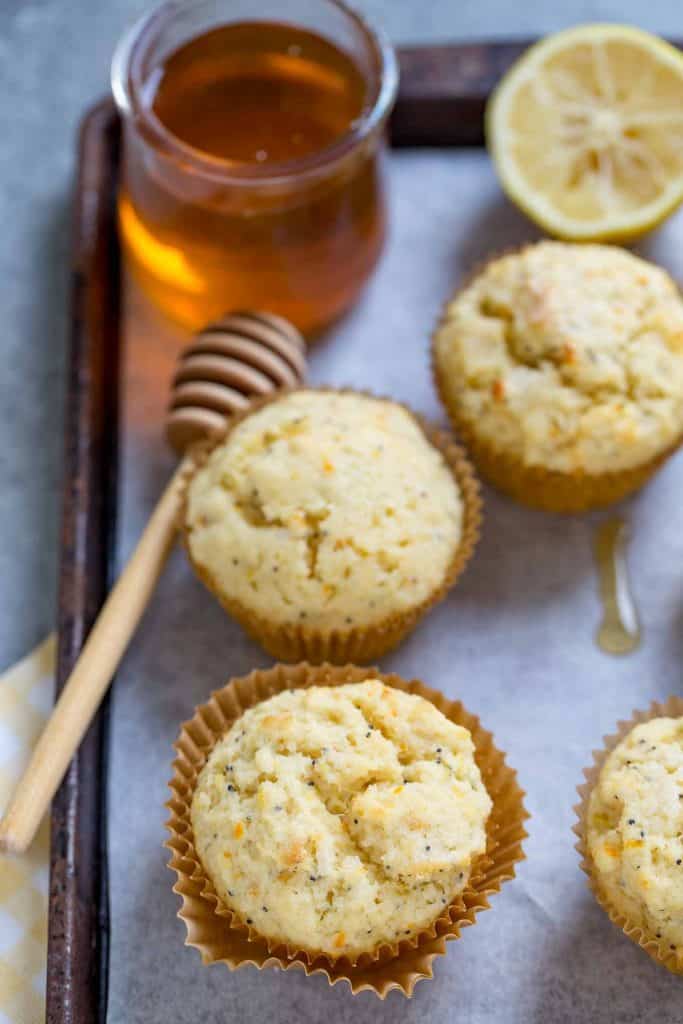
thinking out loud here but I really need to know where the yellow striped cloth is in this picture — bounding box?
[0,635,55,1024]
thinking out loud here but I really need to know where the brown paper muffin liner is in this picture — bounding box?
[574,695,683,975]
[431,256,683,513]
[166,663,528,998]
[180,388,482,662]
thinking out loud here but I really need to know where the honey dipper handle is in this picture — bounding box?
[0,457,192,856]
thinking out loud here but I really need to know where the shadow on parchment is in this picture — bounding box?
[525,894,681,1024]
[454,192,541,280]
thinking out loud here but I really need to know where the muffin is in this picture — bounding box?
[182,389,480,662]
[577,699,683,974]
[167,663,528,996]
[433,242,683,511]
[191,679,492,959]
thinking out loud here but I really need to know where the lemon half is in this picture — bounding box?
[486,24,683,241]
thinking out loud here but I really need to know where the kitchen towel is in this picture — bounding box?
[0,634,55,1024]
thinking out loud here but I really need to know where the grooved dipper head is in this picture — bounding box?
[166,311,307,455]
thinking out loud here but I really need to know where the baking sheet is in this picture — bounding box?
[108,150,683,1022]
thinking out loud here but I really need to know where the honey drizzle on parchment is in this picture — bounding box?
[594,518,641,655]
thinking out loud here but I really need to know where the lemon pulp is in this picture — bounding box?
[487,25,683,240]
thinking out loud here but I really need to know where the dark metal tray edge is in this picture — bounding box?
[47,100,121,1024]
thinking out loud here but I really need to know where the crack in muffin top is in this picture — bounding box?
[434,242,683,474]
[191,680,492,958]
[183,390,463,629]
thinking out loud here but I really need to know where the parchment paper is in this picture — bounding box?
[107,151,683,1023]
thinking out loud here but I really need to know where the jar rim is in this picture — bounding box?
[111,0,399,186]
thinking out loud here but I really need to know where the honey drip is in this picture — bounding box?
[594,518,641,655]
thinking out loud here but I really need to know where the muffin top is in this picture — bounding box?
[587,717,683,957]
[434,242,683,474]
[184,390,463,630]
[191,680,491,958]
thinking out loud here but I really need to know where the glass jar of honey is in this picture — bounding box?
[111,0,398,336]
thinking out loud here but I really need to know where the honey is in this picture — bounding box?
[594,518,641,656]
[115,13,396,335]
[151,23,365,163]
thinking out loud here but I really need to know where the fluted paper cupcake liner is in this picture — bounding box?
[431,254,683,513]
[574,695,683,975]
[181,388,482,662]
[167,663,528,998]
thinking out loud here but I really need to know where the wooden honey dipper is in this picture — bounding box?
[0,311,306,855]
